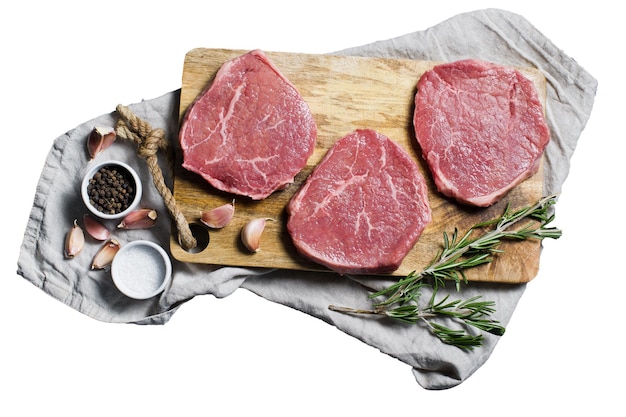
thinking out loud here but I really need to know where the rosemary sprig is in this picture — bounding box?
[329,194,562,350]
[374,194,561,305]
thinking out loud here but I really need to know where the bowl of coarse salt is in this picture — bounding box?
[111,240,172,300]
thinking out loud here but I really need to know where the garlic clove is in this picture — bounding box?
[91,239,121,270]
[117,209,158,229]
[241,218,271,252]
[83,214,110,241]
[87,126,116,160]
[201,200,235,229]
[64,219,85,259]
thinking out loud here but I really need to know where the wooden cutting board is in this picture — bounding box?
[169,48,547,283]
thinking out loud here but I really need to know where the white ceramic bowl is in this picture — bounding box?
[111,240,172,300]
[81,160,142,220]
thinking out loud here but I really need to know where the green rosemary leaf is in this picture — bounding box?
[465,319,506,336]
[384,305,421,323]
[443,230,451,250]
[460,252,493,268]
[455,228,476,251]
[429,322,483,350]
[429,294,457,311]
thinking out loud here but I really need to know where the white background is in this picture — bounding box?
[2,1,622,415]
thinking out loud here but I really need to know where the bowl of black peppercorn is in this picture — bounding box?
[81,160,143,220]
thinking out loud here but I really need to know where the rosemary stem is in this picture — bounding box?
[329,304,443,321]
[328,305,379,315]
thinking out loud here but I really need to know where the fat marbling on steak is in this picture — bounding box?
[287,129,431,275]
[179,49,317,200]
[413,59,550,207]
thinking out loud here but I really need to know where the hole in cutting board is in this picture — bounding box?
[183,222,210,254]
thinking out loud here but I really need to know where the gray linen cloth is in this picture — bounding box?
[17,9,597,390]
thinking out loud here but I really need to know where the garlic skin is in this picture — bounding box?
[201,200,235,229]
[241,218,270,252]
[91,239,121,270]
[117,209,158,229]
[83,214,110,241]
[87,126,116,160]
[64,219,85,258]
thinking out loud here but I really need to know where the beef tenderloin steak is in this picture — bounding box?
[413,59,550,207]
[179,50,317,200]
[287,129,431,275]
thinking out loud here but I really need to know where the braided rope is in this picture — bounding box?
[115,104,197,250]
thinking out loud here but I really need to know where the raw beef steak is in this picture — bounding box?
[413,59,550,207]
[287,129,431,275]
[179,50,317,200]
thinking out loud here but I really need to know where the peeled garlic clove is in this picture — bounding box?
[201,200,235,229]
[241,218,271,252]
[91,239,121,270]
[83,214,110,241]
[117,209,158,229]
[64,219,85,259]
[87,126,116,160]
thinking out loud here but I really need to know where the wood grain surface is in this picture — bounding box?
[169,48,547,283]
